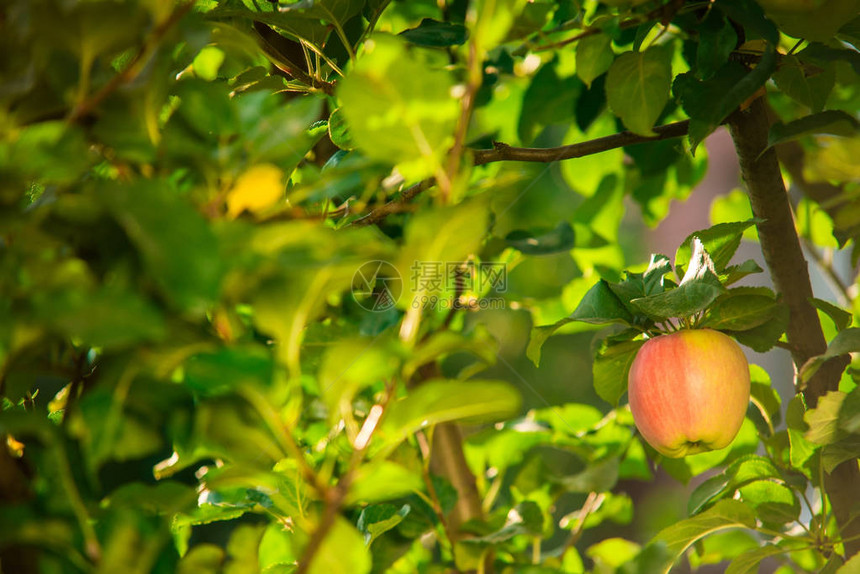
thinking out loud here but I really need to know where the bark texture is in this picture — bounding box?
[728,97,860,559]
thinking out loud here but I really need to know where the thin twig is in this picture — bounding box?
[561,492,605,557]
[347,178,436,227]
[254,22,337,94]
[527,0,686,53]
[473,120,690,165]
[350,120,691,227]
[416,430,458,557]
[442,29,482,202]
[800,237,851,307]
[295,381,395,573]
[68,1,195,122]
[240,387,328,496]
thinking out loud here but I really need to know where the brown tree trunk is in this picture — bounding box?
[728,96,860,559]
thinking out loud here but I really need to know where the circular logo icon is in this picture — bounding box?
[352,260,402,312]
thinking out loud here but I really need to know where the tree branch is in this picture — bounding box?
[254,22,336,96]
[295,384,392,573]
[349,120,691,228]
[347,178,436,227]
[472,120,690,166]
[68,1,195,122]
[727,96,860,559]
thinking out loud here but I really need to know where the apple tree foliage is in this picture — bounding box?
[1,0,860,572]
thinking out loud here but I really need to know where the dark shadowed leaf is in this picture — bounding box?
[100,181,223,314]
[768,111,858,151]
[505,222,576,254]
[570,280,635,325]
[399,18,469,46]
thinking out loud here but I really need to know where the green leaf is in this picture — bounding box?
[772,56,836,113]
[177,544,226,574]
[399,18,469,47]
[722,259,764,285]
[356,504,410,545]
[379,379,521,448]
[726,545,791,574]
[725,304,789,353]
[100,181,223,314]
[767,110,860,150]
[837,550,860,573]
[673,45,777,150]
[404,327,497,381]
[687,455,783,516]
[555,457,620,493]
[328,107,355,150]
[593,339,644,406]
[37,285,166,349]
[800,327,860,383]
[320,338,401,419]
[606,46,673,136]
[4,122,93,184]
[519,59,581,144]
[505,221,576,255]
[306,517,371,574]
[569,279,635,325]
[463,501,544,545]
[696,11,738,80]
[799,41,860,75]
[577,33,614,89]
[749,367,782,435]
[675,221,759,275]
[713,0,779,44]
[587,538,641,570]
[687,530,758,569]
[337,35,459,179]
[184,347,274,396]
[106,481,196,514]
[760,0,860,42]
[786,397,819,474]
[738,480,800,524]
[347,462,423,504]
[704,289,778,330]
[258,521,297,571]
[805,390,847,445]
[397,199,489,309]
[822,434,860,473]
[630,280,724,322]
[838,384,860,434]
[650,499,756,574]
[811,298,853,332]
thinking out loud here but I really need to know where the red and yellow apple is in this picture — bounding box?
[627,329,750,458]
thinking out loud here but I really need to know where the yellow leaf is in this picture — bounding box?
[226,164,285,217]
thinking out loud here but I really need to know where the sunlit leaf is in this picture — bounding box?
[378,379,521,448]
[226,164,285,218]
[649,499,756,574]
[337,35,459,179]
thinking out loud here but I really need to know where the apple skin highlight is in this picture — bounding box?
[627,329,751,458]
